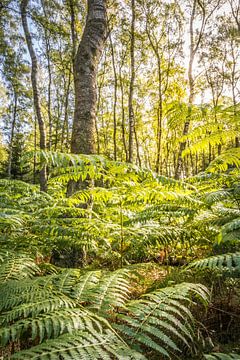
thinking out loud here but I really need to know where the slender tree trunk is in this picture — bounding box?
[71,0,107,155]
[7,93,17,178]
[119,66,128,161]
[69,0,77,67]
[33,115,37,184]
[230,40,239,147]
[8,92,17,178]
[41,0,52,150]
[155,57,163,174]
[134,125,141,167]
[21,0,47,192]
[46,45,52,150]
[68,0,107,196]
[175,0,196,179]
[109,32,118,160]
[61,71,71,151]
[128,0,135,163]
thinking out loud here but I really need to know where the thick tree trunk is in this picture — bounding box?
[21,0,47,192]
[71,0,107,155]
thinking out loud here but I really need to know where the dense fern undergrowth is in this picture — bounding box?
[1,150,240,359]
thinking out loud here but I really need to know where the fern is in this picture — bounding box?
[0,293,76,326]
[207,148,240,173]
[115,282,209,358]
[73,270,102,301]
[204,353,240,359]
[87,268,131,315]
[189,253,240,276]
[0,254,39,283]
[0,308,108,346]
[10,329,146,359]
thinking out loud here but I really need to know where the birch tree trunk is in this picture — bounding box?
[71,0,107,155]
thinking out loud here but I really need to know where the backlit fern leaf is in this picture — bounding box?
[207,148,240,173]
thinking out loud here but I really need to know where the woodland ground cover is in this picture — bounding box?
[0,151,240,359]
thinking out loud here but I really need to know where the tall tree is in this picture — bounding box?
[128,0,135,163]
[20,0,47,191]
[71,0,107,155]
[175,0,220,179]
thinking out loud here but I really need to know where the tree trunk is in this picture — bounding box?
[41,0,52,150]
[71,0,107,155]
[175,0,196,179]
[128,0,135,163]
[21,0,47,192]
[109,32,118,161]
[8,92,17,178]
[155,57,163,174]
[119,65,128,161]
[61,71,71,151]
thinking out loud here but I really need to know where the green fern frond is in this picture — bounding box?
[0,255,39,283]
[189,253,240,275]
[0,307,107,346]
[204,353,240,359]
[0,283,53,312]
[73,270,102,301]
[87,268,131,315]
[204,189,233,205]
[51,269,82,295]
[0,292,76,326]
[222,218,240,235]
[182,130,237,158]
[207,148,240,173]
[115,282,209,358]
[10,328,146,359]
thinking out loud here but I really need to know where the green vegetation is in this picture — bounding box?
[0,152,240,358]
[1,0,240,358]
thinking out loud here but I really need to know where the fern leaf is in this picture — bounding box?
[73,270,102,301]
[0,308,108,346]
[10,329,146,359]
[189,253,240,275]
[204,353,240,359]
[0,256,39,283]
[87,268,131,315]
[115,282,209,358]
[0,293,76,326]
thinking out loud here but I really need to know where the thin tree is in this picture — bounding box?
[175,0,220,179]
[128,0,135,163]
[21,0,47,191]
